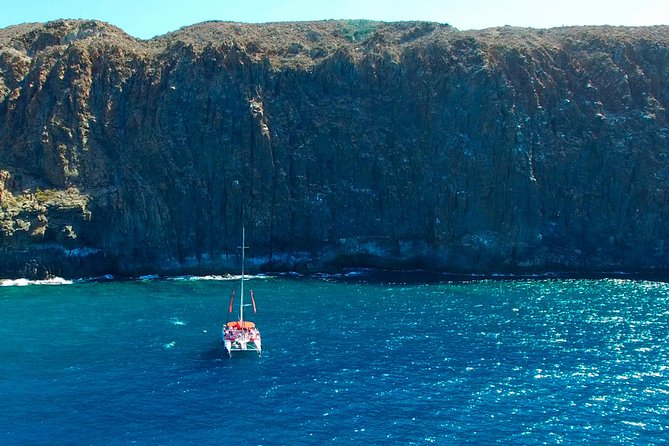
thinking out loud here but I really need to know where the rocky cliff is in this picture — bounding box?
[1,19,668,278]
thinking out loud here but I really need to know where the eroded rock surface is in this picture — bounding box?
[1,20,668,277]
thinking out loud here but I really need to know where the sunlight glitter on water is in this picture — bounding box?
[1,276,669,444]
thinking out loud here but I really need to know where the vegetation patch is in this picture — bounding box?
[1,171,90,238]
[333,20,381,43]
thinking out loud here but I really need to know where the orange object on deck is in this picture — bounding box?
[227,320,256,329]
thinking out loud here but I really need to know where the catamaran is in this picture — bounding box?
[222,228,262,357]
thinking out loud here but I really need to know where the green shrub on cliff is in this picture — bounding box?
[334,20,381,42]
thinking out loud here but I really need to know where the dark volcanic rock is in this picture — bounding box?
[1,19,668,278]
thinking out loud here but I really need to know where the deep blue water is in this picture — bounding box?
[1,274,668,445]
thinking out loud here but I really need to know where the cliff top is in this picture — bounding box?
[0,20,141,54]
[1,19,668,69]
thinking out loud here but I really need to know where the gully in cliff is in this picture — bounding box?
[222,228,262,357]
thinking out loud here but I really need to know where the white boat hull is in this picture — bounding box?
[222,326,262,356]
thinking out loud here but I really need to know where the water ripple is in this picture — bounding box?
[1,278,669,444]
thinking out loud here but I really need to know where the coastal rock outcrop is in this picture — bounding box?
[1,20,668,277]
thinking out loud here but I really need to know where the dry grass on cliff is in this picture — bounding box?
[148,20,455,68]
[3,19,668,72]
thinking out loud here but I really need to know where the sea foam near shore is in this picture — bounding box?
[0,277,73,286]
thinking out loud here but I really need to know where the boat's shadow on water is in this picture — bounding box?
[196,344,229,365]
[195,343,264,367]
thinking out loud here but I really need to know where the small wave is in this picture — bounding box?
[312,270,374,280]
[171,274,233,281]
[312,272,342,280]
[170,274,272,281]
[277,271,303,278]
[621,420,646,428]
[86,274,115,282]
[0,277,73,287]
[170,317,187,326]
[72,274,121,283]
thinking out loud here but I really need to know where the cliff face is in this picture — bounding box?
[1,19,668,277]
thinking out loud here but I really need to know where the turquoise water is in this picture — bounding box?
[1,275,668,444]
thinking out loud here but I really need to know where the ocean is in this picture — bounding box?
[1,273,668,445]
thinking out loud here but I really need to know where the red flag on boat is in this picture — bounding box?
[228,290,235,313]
[250,290,257,314]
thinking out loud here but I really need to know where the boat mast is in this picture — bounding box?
[239,227,246,324]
